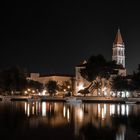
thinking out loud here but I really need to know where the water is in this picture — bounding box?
[0,101,140,140]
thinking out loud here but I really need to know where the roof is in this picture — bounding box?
[40,73,74,77]
[76,60,87,67]
[114,28,124,45]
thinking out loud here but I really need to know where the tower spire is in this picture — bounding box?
[112,28,125,69]
[114,28,124,45]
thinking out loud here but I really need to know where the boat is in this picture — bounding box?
[27,96,41,102]
[125,101,136,104]
[1,96,11,102]
[65,97,82,103]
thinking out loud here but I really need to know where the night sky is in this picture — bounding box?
[0,1,140,75]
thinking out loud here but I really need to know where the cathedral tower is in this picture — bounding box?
[112,29,125,68]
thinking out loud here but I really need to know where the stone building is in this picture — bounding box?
[75,29,127,95]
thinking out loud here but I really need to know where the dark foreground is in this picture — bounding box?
[0,101,140,140]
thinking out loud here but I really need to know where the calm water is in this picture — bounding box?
[0,101,140,140]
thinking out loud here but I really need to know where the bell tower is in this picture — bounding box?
[112,29,125,68]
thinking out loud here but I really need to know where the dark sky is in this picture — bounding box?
[0,1,140,75]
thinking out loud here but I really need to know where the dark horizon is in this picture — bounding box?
[0,2,140,75]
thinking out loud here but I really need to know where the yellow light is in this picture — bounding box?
[32,106,35,115]
[24,102,27,114]
[32,90,35,93]
[63,106,66,117]
[67,108,70,122]
[27,103,30,117]
[42,102,46,116]
[77,108,83,122]
[77,83,84,91]
[24,91,28,94]
[27,88,31,92]
[42,90,46,95]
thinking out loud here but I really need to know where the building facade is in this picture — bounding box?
[75,29,127,95]
[27,73,74,94]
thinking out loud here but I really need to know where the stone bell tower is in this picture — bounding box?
[112,28,125,68]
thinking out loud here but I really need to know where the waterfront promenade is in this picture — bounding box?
[1,95,140,103]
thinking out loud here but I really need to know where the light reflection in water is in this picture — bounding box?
[24,102,27,114]
[77,108,83,122]
[22,102,140,140]
[121,104,125,116]
[36,102,38,115]
[42,102,46,116]
[24,102,132,118]
[27,103,30,117]
[110,104,115,115]
[67,108,70,122]
[63,106,66,117]
[126,105,129,116]
[32,105,34,115]
[117,104,120,115]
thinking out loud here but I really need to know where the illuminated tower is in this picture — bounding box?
[112,29,125,68]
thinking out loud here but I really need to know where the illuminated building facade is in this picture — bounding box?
[75,29,127,95]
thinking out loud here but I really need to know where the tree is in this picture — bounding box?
[46,80,58,96]
[58,81,72,96]
[80,55,119,82]
[79,54,118,96]
[112,76,128,91]
[128,64,140,93]
[27,80,43,91]
[0,66,27,94]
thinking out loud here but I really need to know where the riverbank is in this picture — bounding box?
[1,95,140,103]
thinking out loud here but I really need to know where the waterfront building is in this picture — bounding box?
[75,29,127,95]
[28,29,127,96]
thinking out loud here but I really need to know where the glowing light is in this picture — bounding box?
[117,92,120,97]
[32,106,35,115]
[121,104,125,116]
[27,88,31,92]
[77,83,84,91]
[102,87,107,96]
[104,104,107,115]
[101,108,105,119]
[63,106,66,117]
[121,91,125,98]
[32,90,35,93]
[78,108,83,122]
[27,103,30,117]
[36,102,38,115]
[67,108,70,122]
[126,105,129,116]
[42,102,46,116]
[98,104,101,117]
[126,91,130,97]
[117,104,120,115]
[38,102,41,114]
[24,102,27,114]
[110,104,115,116]
[24,91,28,94]
[42,90,47,95]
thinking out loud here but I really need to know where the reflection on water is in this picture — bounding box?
[1,101,140,140]
[23,102,140,140]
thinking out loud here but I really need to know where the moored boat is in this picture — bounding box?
[65,97,82,103]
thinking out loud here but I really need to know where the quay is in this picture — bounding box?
[1,95,140,103]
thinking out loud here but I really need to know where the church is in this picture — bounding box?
[75,29,127,95]
[28,29,127,96]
